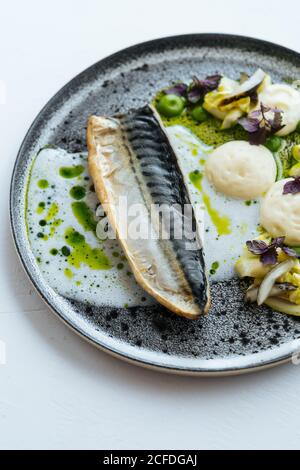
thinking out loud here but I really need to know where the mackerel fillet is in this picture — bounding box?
[87,105,210,319]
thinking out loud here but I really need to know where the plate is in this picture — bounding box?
[10,34,300,376]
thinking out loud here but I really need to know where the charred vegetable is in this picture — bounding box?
[257,259,296,306]
[245,282,296,303]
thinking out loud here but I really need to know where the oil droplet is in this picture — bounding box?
[49,219,63,237]
[71,201,97,233]
[189,170,231,236]
[45,203,59,222]
[37,202,45,214]
[64,227,111,270]
[64,268,74,279]
[38,179,49,189]
[70,186,86,200]
[59,165,84,179]
[210,261,220,275]
[37,232,48,241]
[61,246,71,257]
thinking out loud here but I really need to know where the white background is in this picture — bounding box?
[1,0,300,450]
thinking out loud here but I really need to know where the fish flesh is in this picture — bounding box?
[87,105,210,319]
[87,106,210,318]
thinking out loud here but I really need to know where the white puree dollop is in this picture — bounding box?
[205,141,276,200]
[259,83,300,136]
[260,179,300,246]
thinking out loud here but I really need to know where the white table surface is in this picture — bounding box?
[1,0,300,450]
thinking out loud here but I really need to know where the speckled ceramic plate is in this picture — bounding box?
[10,34,300,376]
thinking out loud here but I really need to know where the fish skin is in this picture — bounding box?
[87,105,210,319]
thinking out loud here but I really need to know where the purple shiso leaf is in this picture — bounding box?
[239,103,285,146]
[283,177,300,195]
[272,237,297,258]
[272,237,286,248]
[282,246,298,258]
[187,87,203,104]
[273,237,297,258]
[260,248,279,265]
[187,74,222,103]
[201,74,223,88]
[246,236,297,266]
[164,83,188,97]
[239,117,260,133]
[191,74,222,90]
[248,127,268,146]
[246,239,269,255]
[250,109,263,119]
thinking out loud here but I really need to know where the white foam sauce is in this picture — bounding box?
[26,126,260,306]
[26,147,155,308]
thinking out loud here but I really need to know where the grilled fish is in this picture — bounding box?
[87,105,210,319]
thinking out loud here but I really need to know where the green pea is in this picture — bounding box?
[265,136,282,153]
[38,179,49,189]
[191,105,209,123]
[70,185,86,200]
[61,246,71,257]
[157,94,185,118]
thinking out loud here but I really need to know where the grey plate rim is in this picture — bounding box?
[10,33,300,376]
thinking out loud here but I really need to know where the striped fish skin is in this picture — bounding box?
[87,105,210,319]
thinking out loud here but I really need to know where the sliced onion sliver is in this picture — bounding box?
[264,297,300,317]
[257,259,296,306]
[246,283,296,303]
